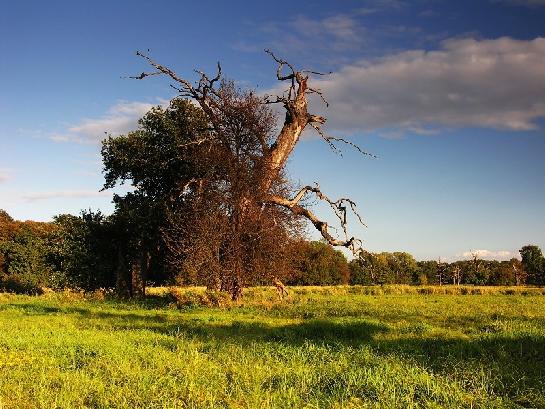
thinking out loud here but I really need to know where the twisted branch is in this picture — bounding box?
[266,184,366,255]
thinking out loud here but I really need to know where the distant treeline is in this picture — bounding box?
[1,209,543,294]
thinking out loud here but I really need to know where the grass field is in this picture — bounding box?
[1,286,544,408]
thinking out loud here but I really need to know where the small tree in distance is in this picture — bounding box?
[520,245,545,285]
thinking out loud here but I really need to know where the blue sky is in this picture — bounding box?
[1,0,544,261]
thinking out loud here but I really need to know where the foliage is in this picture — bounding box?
[348,247,540,287]
[0,212,64,293]
[101,99,211,295]
[169,287,232,308]
[520,244,545,285]
[416,260,439,285]
[288,241,350,285]
[0,209,124,293]
[3,207,543,291]
[350,251,418,285]
[52,211,117,290]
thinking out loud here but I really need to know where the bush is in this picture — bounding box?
[0,221,67,292]
[0,273,44,295]
[169,287,232,308]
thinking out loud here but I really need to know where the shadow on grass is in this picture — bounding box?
[0,301,171,323]
[3,299,545,405]
[88,305,545,405]
[161,319,389,346]
[374,334,545,406]
[0,302,90,316]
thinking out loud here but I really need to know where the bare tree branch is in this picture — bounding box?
[265,184,366,255]
[308,122,377,158]
[126,71,163,80]
[135,51,197,96]
[323,135,378,158]
[265,49,296,81]
[306,87,329,107]
[300,69,333,76]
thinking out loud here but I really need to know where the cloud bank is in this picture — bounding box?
[311,37,545,134]
[54,37,545,143]
[458,249,518,260]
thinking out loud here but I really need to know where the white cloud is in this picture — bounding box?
[307,36,545,134]
[458,249,518,260]
[50,100,167,144]
[22,190,111,202]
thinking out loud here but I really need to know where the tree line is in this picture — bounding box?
[1,207,543,294]
[350,248,544,286]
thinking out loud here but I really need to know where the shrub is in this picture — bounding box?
[0,273,44,295]
[169,287,232,308]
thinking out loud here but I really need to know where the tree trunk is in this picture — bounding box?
[116,247,131,297]
[130,250,149,298]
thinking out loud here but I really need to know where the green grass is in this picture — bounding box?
[1,287,544,408]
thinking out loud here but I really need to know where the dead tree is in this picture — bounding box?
[511,259,527,286]
[130,50,369,298]
[450,265,462,286]
[437,258,448,286]
[471,251,482,275]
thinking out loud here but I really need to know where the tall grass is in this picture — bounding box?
[1,287,544,408]
[157,284,545,309]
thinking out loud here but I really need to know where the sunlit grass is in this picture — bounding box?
[1,287,544,408]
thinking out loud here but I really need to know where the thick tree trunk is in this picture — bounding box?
[116,248,131,297]
[116,246,149,298]
[130,250,149,298]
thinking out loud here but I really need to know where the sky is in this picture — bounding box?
[1,0,544,261]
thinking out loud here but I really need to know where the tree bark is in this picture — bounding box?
[116,247,131,297]
[130,250,148,298]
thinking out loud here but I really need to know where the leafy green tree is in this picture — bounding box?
[0,220,64,293]
[102,97,299,297]
[520,245,544,285]
[101,99,209,295]
[52,211,118,290]
[349,251,375,285]
[510,258,527,286]
[0,209,15,273]
[290,241,350,285]
[0,209,14,225]
[349,251,387,285]
[488,259,525,286]
[389,252,418,284]
[416,260,439,285]
[351,251,417,285]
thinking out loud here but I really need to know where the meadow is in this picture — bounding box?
[1,286,544,408]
